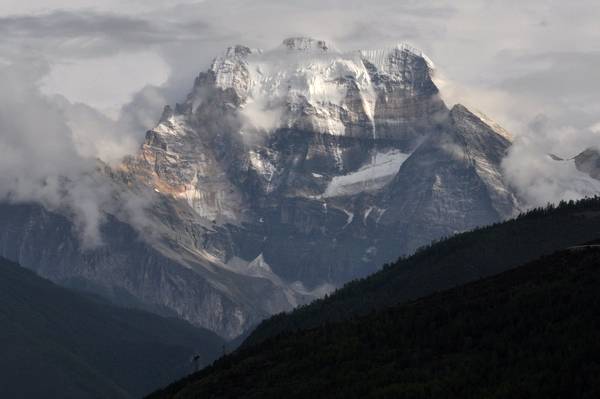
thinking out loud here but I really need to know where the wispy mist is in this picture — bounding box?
[0,59,151,246]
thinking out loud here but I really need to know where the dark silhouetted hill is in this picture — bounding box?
[147,246,600,399]
[0,258,225,399]
[246,197,600,346]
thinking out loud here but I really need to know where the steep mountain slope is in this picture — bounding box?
[574,148,600,180]
[245,196,600,346]
[0,37,518,338]
[0,257,224,399]
[0,202,304,339]
[378,104,515,250]
[148,246,600,399]
[120,38,517,331]
[127,39,516,287]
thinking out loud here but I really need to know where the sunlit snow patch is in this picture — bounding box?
[323,149,410,197]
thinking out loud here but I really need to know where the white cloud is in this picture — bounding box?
[240,98,284,133]
[502,116,600,207]
[0,59,151,246]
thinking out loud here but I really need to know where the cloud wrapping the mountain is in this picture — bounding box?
[0,0,599,237]
[0,60,151,246]
[502,116,600,207]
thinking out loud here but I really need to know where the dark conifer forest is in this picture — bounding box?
[149,246,600,399]
[246,198,600,345]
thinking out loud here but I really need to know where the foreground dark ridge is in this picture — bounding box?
[245,197,600,346]
[148,246,600,399]
[0,258,224,399]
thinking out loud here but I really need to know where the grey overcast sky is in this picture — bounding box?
[1,0,598,126]
[1,0,600,211]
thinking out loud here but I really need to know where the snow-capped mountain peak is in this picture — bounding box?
[105,37,519,338]
[185,38,440,138]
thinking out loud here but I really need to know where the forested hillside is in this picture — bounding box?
[246,197,600,346]
[148,246,600,399]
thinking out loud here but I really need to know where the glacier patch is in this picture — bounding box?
[323,149,410,197]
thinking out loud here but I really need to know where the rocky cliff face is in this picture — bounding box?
[0,38,519,338]
[573,148,600,180]
[0,203,309,339]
